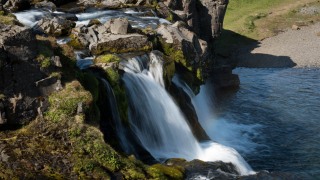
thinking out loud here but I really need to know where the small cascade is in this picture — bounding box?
[75,51,94,70]
[14,9,51,27]
[121,52,255,175]
[101,79,133,154]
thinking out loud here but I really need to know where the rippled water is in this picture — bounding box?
[216,68,320,177]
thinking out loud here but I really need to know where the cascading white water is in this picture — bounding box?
[172,75,262,155]
[122,52,255,175]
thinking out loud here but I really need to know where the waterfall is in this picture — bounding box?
[172,74,262,154]
[121,52,255,175]
[101,79,133,154]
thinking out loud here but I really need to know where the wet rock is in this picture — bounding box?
[165,158,239,179]
[110,18,132,35]
[34,1,56,11]
[90,33,152,55]
[3,0,30,12]
[170,82,210,141]
[54,13,78,21]
[36,17,76,37]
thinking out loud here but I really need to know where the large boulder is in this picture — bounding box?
[90,33,152,55]
[36,17,76,37]
[110,18,132,35]
[69,18,152,54]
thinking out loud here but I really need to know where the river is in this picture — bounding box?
[215,68,320,177]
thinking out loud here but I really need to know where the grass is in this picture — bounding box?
[216,0,320,56]
[224,0,320,40]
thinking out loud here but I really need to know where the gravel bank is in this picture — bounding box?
[237,22,320,68]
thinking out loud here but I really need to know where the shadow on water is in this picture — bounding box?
[214,29,296,68]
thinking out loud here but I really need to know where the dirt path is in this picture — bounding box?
[237,22,320,68]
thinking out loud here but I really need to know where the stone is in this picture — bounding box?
[36,17,76,37]
[0,23,48,126]
[34,1,56,11]
[3,0,30,12]
[90,33,152,55]
[292,24,300,30]
[0,23,37,61]
[157,23,207,76]
[110,18,131,35]
[35,76,63,96]
[51,56,62,67]
[99,0,122,9]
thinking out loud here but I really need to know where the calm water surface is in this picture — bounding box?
[216,68,320,177]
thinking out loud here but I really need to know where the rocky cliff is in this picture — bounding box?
[0,0,250,179]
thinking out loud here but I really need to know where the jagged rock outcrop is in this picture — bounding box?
[164,0,229,40]
[36,17,76,37]
[0,23,61,126]
[69,18,151,54]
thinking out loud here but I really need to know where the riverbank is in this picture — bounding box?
[237,22,320,68]
[215,0,320,68]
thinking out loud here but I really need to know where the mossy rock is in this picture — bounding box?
[88,19,102,27]
[95,54,121,64]
[0,12,18,25]
[68,33,85,49]
[149,164,184,180]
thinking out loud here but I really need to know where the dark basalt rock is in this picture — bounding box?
[0,24,60,127]
[165,158,239,179]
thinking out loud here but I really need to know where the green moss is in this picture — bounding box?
[93,44,152,55]
[95,54,121,64]
[149,164,184,180]
[160,39,185,63]
[0,13,17,25]
[68,34,85,49]
[166,13,174,22]
[105,68,120,86]
[45,81,92,122]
